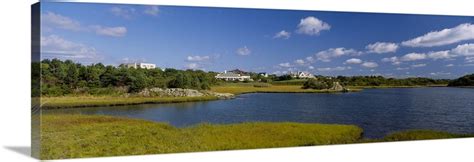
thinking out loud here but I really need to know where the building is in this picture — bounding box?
[215,70,252,81]
[125,63,156,69]
[290,71,315,79]
[258,72,268,77]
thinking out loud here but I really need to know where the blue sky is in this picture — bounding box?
[40,2,474,78]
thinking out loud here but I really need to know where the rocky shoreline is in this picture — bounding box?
[138,88,235,99]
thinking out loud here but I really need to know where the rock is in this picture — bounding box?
[329,82,347,92]
[138,88,234,99]
[203,91,235,99]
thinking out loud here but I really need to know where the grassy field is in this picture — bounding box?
[40,115,363,159]
[211,83,359,95]
[41,96,218,109]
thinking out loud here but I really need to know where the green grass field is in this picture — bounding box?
[40,115,363,159]
[41,96,218,109]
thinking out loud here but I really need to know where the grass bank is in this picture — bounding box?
[41,96,218,109]
[40,115,363,159]
[211,84,360,95]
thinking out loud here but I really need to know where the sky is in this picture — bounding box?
[39,2,474,79]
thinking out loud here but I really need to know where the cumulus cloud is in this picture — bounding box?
[381,56,401,65]
[411,64,427,68]
[361,62,378,68]
[274,30,291,39]
[466,57,474,63]
[41,34,100,60]
[279,62,292,68]
[110,6,136,19]
[451,43,474,56]
[296,16,331,36]
[294,59,306,66]
[143,6,159,16]
[236,46,251,56]
[366,42,399,53]
[185,63,200,69]
[430,72,451,76]
[396,67,410,70]
[42,11,127,37]
[315,48,361,62]
[401,23,474,47]
[345,58,363,64]
[427,50,452,60]
[186,55,210,62]
[90,25,127,37]
[41,11,82,31]
[317,66,349,72]
[401,53,427,61]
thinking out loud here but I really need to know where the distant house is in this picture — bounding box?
[258,72,268,77]
[290,71,315,79]
[125,63,156,69]
[215,70,252,81]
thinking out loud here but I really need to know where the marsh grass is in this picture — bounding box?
[383,130,474,141]
[41,96,218,109]
[40,115,363,159]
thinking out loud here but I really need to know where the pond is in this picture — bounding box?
[44,87,474,138]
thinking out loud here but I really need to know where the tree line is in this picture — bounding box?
[40,59,219,96]
[448,74,474,86]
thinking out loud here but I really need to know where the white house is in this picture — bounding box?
[290,71,315,79]
[125,63,156,69]
[215,70,252,81]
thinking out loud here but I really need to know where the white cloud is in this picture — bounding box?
[401,23,474,47]
[41,34,100,60]
[411,64,427,68]
[143,6,159,16]
[361,62,379,68]
[396,67,410,70]
[296,16,331,36]
[305,56,315,62]
[317,66,348,72]
[110,6,136,19]
[41,11,82,31]
[430,72,451,76]
[185,63,200,69]
[186,55,210,62]
[315,48,360,62]
[90,25,127,37]
[279,62,292,68]
[42,11,127,37]
[273,30,291,39]
[236,46,251,56]
[451,43,474,56]
[381,56,401,65]
[401,53,427,61]
[294,59,306,65]
[466,57,474,63]
[445,64,454,67]
[427,50,452,60]
[366,42,399,54]
[345,58,363,64]
[308,66,314,70]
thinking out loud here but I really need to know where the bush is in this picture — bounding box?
[302,78,330,90]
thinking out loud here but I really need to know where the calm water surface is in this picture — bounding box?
[45,87,474,138]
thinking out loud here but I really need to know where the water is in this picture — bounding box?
[44,87,474,138]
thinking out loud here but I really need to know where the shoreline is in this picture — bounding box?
[41,85,453,109]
